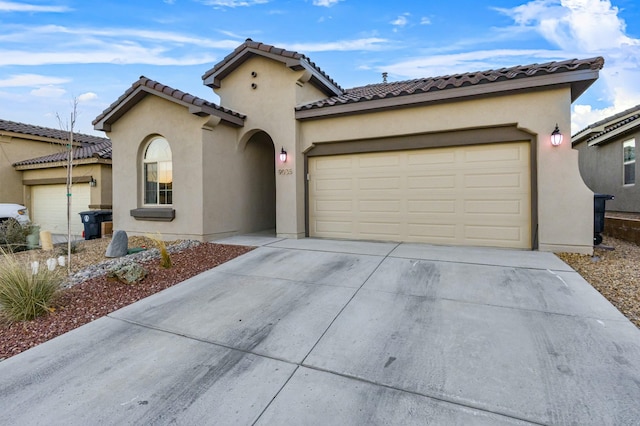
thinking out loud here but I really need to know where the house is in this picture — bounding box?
[0,119,112,235]
[93,40,604,254]
[572,104,639,213]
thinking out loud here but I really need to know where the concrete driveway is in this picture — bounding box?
[1,237,640,425]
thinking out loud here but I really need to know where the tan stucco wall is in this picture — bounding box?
[105,95,208,240]
[0,135,67,204]
[214,56,328,238]
[105,93,280,241]
[298,88,593,254]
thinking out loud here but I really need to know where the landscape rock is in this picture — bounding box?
[105,230,128,258]
[107,262,147,284]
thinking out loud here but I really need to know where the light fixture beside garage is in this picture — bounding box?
[279,147,287,163]
[551,124,563,147]
[89,177,97,187]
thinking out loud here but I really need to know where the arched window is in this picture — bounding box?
[143,137,172,205]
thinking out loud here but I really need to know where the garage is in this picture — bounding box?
[308,142,531,249]
[31,184,91,236]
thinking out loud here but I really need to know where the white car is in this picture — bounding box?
[0,203,31,226]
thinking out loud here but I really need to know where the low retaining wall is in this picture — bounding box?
[604,217,640,246]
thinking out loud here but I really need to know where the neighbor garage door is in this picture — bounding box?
[308,142,531,249]
[32,184,91,236]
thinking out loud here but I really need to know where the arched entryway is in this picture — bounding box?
[242,131,276,233]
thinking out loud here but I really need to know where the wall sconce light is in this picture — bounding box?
[551,124,563,147]
[89,177,97,187]
[279,147,287,163]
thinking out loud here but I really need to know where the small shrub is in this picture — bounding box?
[147,233,172,269]
[0,249,63,322]
[0,219,31,253]
[57,239,82,256]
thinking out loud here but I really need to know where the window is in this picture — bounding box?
[623,139,635,185]
[143,138,173,204]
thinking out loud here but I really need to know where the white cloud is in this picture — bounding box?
[30,85,66,98]
[0,73,70,87]
[78,92,98,102]
[380,48,567,79]
[390,14,409,27]
[0,1,71,12]
[420,17,431,25]
[197,0,268,7]
[0,25,239,66]
[495,0,640,132]
[286,37,389,52]
[313,0,342,6]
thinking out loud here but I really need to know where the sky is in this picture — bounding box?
[0,0,639,136]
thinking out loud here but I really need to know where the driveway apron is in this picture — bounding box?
[1,238,639,425]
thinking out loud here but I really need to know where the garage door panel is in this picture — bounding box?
[464,173,523,189]
[309,142,531,248]
[464,199,523,215]
[464,225,523,242]
[358,177,401,190]
[315,199,353,212]
[408,175,456,189]
[408,151,455,165]
[359,200,401,213]
[32,184,91,236]
[408,200,456,214]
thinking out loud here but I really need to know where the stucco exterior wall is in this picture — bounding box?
[214,56,324,238]
[0,135,67,204]
[105,95,209,240]
[575,129,640,213]
[298,88,593,254]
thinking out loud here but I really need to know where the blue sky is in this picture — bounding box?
[1,0,639,136]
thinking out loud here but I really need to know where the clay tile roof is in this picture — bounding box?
[0,118,110,145]
[573,103,640,142]
[297,57,605,111]
[92,76,246,127]
[13,139,112,167]
[202,39,343,93]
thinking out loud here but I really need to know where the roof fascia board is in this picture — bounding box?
[299,61,342,96]
[0,131,81,146]
[586,121,640,146]
[296,69,599,121]
[14,157,110,170]
[203,48,342,97]
[94,86,243,131]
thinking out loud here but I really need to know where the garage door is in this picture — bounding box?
[308,142,531,248]
[32,184,91,236]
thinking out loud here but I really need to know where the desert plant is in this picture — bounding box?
[0,249,63,322]
[147,233,172,269]
[0,219,32,253]
[57,239,82,256]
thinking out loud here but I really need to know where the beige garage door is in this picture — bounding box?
[32,184,91,236]
[309,142,531,248]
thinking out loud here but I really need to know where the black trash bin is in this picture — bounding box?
[593,194,614,245]
[79,210,113,240]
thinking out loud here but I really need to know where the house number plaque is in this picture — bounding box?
[278,168,293,175]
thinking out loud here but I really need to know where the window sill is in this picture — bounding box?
[130,208,175,222]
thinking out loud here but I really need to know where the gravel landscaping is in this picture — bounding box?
[1,234,638,361]
[557,235,640,328]
[0,237,253,360]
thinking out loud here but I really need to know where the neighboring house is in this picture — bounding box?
[0,119,112,235]
[93,40,604,254]
[572,104,639,213]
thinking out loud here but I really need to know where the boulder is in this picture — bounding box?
[107,262,147,284]
[106,230,128,258]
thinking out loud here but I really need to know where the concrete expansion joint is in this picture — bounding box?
[297,363,548,426]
